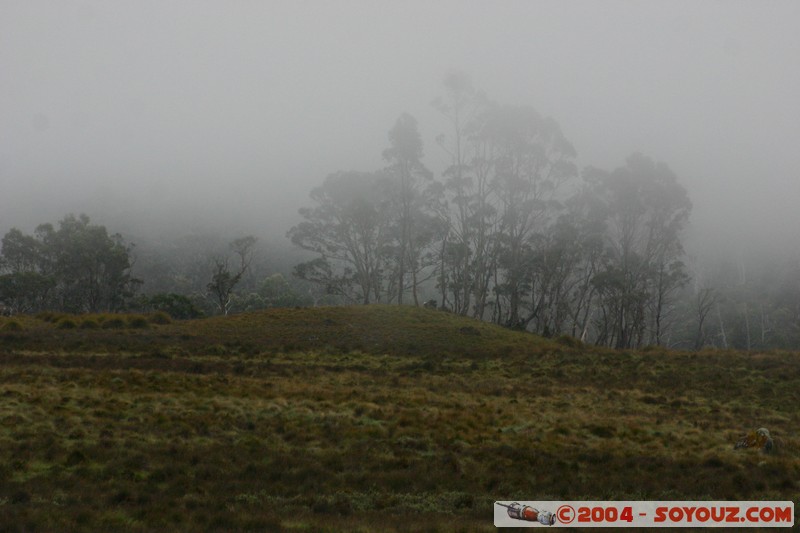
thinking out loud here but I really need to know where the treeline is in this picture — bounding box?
[0,216,313,318]
[4,73,800,351]
[289,73,692,349]
[0,214,138,314]
[670,251,800,351]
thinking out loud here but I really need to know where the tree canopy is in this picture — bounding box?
[0,214,138,313]
[288,78,694,349]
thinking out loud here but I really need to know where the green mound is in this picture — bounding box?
[179,305,555,358]
[0,305,566,359]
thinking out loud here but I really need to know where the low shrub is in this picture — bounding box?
[146,293,203,319]
[80,319,100,329]
[555,334,583,348]
[206,344,229,356]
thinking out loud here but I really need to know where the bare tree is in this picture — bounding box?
[207,236,256,315]
[694,288,717,349]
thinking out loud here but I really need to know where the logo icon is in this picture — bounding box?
[496,502,556,525]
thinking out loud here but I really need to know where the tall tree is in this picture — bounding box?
[480,104,578,328]
[585,154,691,348]
[0,228,54,313]
[0,214,138,313]
[288,171,392,304]
[433,71,495,315]
[383,113,436,305]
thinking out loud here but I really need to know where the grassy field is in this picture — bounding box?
[1,306,799,531]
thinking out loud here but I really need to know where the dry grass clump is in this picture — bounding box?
[127,315,150,329]
[1,319,23,332]
[56,317,77,329]
[101,316,126,329]
[148,311,172,325]
[79,318,100,329]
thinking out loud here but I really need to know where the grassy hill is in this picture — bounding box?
[0,305,550,359]
[1,306,799,531]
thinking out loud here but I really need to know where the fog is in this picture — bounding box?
[2,0,799,253]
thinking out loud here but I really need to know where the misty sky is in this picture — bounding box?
[2,1,799,254]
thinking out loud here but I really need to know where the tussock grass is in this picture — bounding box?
[1,319,23,332]
[126,315,150,329]
[56,317,78,329]
[148,311,172,325]
[79,318,100,329]
[101,317,126,329]
[0,305,799,530]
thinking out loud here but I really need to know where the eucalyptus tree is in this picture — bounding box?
[383,113,436,305]
[0,228,53,313]
[433,75,579,326]
[585,154,691,348]
[0,214,138,313]
[433,71,497,316]
[288,171,393,304]
[479,104,578,328]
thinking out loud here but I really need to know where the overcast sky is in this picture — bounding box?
[2,0,799,253]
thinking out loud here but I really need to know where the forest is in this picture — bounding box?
[2,73,799,352]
